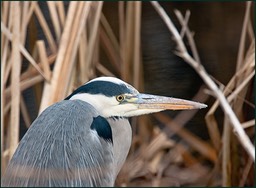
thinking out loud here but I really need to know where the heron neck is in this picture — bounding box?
[107,118,132,179]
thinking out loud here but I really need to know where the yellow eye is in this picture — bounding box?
[116,95,124,102]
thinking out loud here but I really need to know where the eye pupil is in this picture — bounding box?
[117,95,124,102]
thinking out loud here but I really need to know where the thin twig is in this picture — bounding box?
[174,9,201,64]
[241,120,255,129]
[1,22,48,80]
[236,1,252,71]
[151,1,255,161]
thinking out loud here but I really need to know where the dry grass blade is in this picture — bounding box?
[1,1,9,52]
[20,1,32,45]
[78,30,90,83]
[47,1,61,41]
[132,1,141,89]
[1,2,10,168]
[56,1,66,28]
[5,75,44,107]
[151,1,255,161]
[20,96,31,128]
[84,2,102,74]
[99,21,120,74]
[4,54,56,101]
[118,1,125,69]
[122,2,134,82]
[205,111,221,151]
[44,2,92,108]
[100,12,120,63]
[236,1,252,71]
[155,113,217,162]
[239,158,254,186]
[222,116,232,186]
[36,40,52,81]
[34,2,57,53]
[241,120,255,129]
[1,23,48,80]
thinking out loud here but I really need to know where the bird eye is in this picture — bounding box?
[116,95,124,102]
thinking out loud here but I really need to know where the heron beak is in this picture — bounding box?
[126,93,207,110]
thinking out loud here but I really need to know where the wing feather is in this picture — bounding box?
[1,100,114,187]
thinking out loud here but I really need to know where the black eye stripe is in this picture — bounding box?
[65,81,131,99]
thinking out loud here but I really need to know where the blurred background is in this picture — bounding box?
[1,1,255,186]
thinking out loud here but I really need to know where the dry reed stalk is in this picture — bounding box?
[99,28,119,70]
[118,1,125,70]
[92,26,100,73]
[56,1,66,28]
[132,1,141,89]
[141,131,175,161]
[205,110,221,151]
[5,75,44,102]
[175,9,222,153]
[225,16,254,185]
[83,2,102,77]
[122,2,134,82]
[222,116,232,186]
[78,30,89,83]
[1,1,9,52]
[155,113,217,162]
[20,2,29,44]
[151,1,255,161]
[241,120,255,129]
[163,86,208,136]
[205,54,254,150]
[20,54,56,81]
[1,2,10,173]
[47,1,61,41]
[53,1,90,100]
[9,1,21,159]
[38,4,71,109]
[99,15,120,74]
[37,40,52,113]
[20,96,31,128]
[100,12,120,70]
[1,22,48,80]
[40,2,92,111]
[239,157,254,186]
[33,2,57,53]
[207,30,254,185]
[175,143,198,166]
[4,52,56,110]
[2,48,11,86]
[236,1,252,71]
[149,150,165,174]
[37,40,51,80]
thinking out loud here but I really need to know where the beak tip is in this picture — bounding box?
[201,104,208,109]
[198,103,207,109]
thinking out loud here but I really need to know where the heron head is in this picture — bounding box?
[66,77,207,118]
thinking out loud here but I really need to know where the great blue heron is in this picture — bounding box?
[1,77,207,186]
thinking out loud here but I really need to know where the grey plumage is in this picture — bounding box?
[1,100,115,187]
